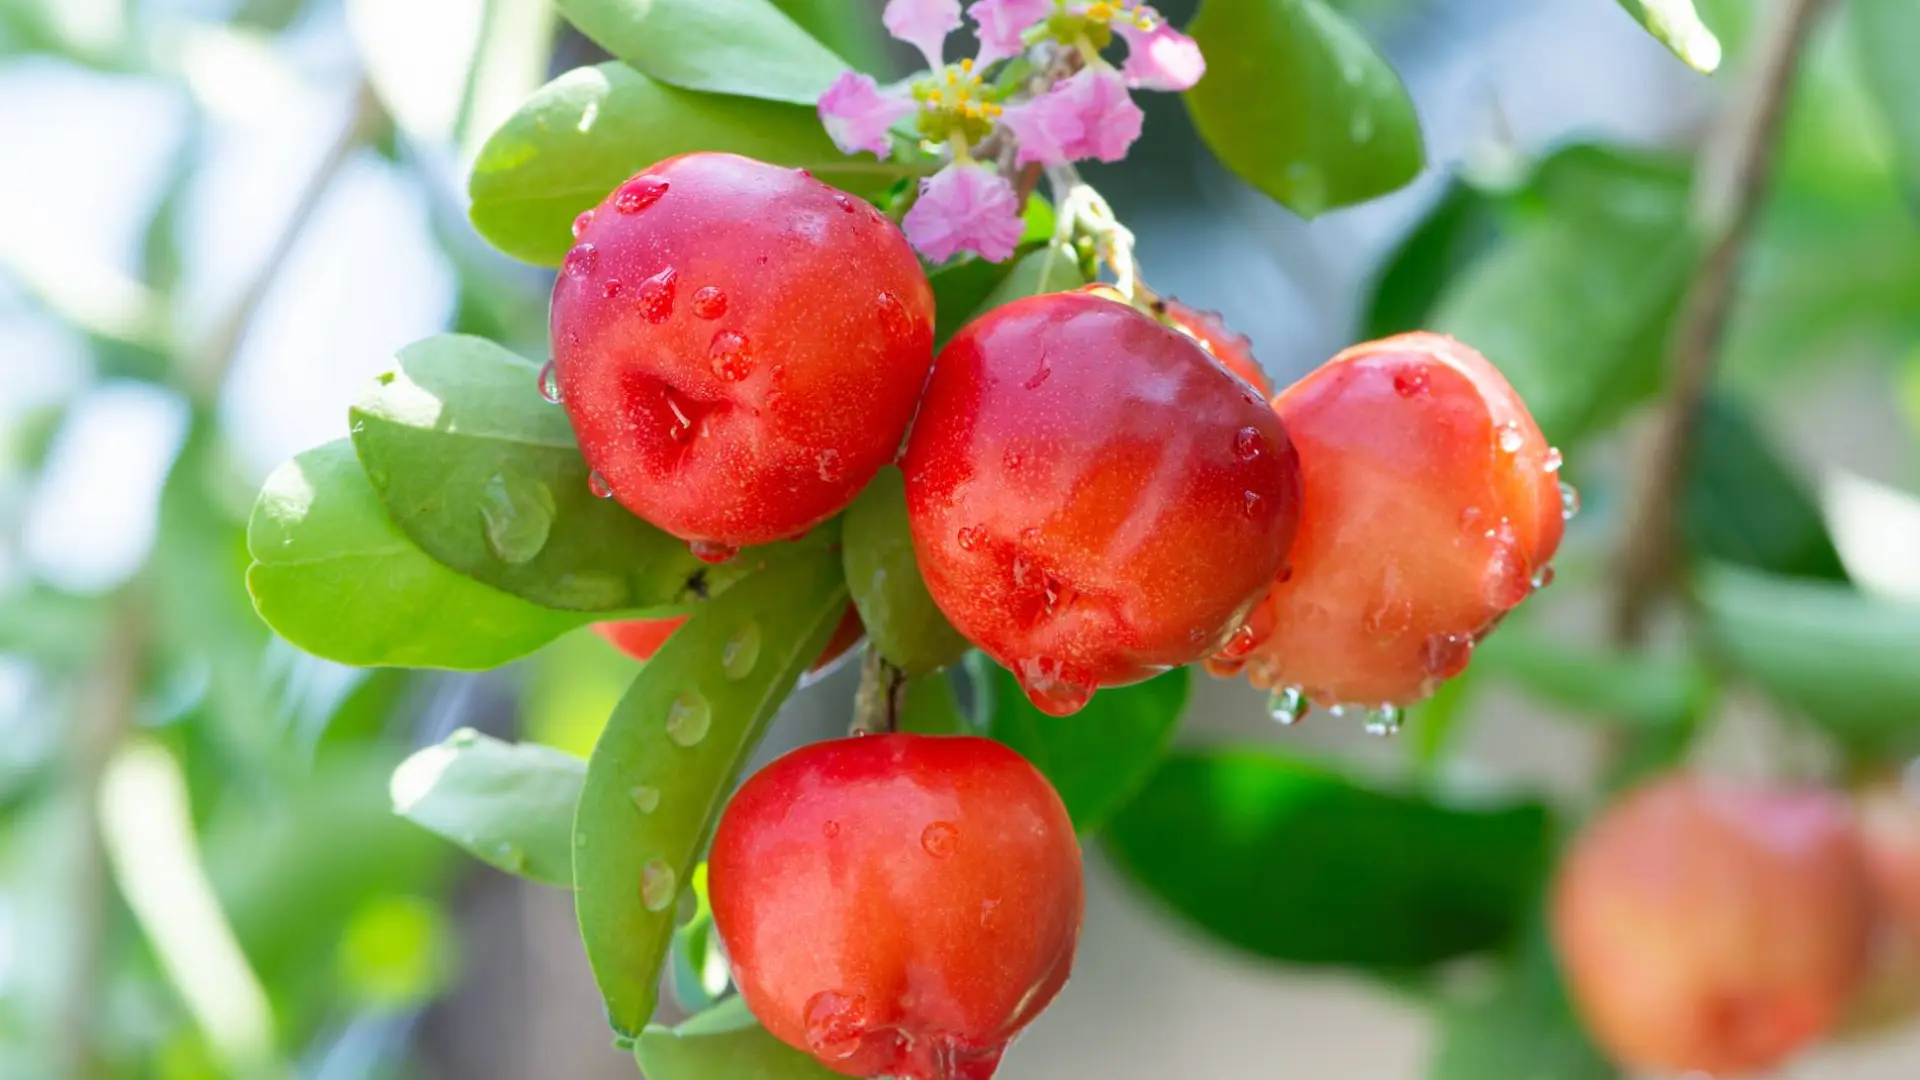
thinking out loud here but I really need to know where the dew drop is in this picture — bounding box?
[478,474,556,565]
[614,175,668,213]
[537,361,562,404]
[1284,162,1328,217]
[571,210,594,239]
[1496,422,1524,454]
[721,622,762,680]
[665,692,711,747]
[921,821,958,858]
[637,266,678,322]
[795,167,813,179]
[1040,570,1075,614]
[804,992,869,1061]
[833,194,857,213]
[1559,480,1582,521]
[689,539,738,564]
[1242,490,1264,518]
[563,243,597,279]
[957,526,986,552]
[1459,506,1484,533]
[493,843,527,873]
[1219,623,1259,660]
[1482,521,1533,610]
[691,285,728,319]
[1543,447,1564,473]
[1531,564,1556,589]
[601,279,622,299]
[640,858,677,911]
[1392,365,1430,397]
[1233,426,1264,461]
[1267,686,1306,726]
[1016,658,1094,716]
[876,290,918,345]
[816,448,843,483]
[823,820,841,839]
[630,785,661,814]
[1420,632,1474,680]
[588,471,614,499]
[1363,703,1403,737]
[709,330,752,381]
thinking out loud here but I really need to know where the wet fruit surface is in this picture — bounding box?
[902,291,1301,715]
[1551,774,1873,1075]
[551,152,935,547]
[594,604,863,674]
[1214,332,1566,707]
[1158,297,1272,396]
[710,734,1084,1080]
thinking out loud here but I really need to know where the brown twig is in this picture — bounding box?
[1609,0,1831,644]
[851,649,908,735]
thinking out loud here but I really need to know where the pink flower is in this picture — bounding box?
[884,0,963,70]
[1000,67,1143,166]
[818,71,917,157]
[903,164,1024,262]
[1114,16,1206,91]
[971,0,1054,66]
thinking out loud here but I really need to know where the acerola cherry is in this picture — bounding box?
[1212,332,1566,709]
[902,290,1302,715]
[592,604,864,674]
[710,734,1083,1080]
[551,153,935,548]
[1842,783,1920,1032]
[1158,297,1273,395]
[1551,774,1873,1075]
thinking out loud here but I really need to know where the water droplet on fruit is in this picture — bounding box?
[1233,426,1264,461]
[563,243,597,279]
[571,210,594,238]
[614,175,669,213]
[1544,447,1564,473]
[601,279,622,298]
[833,194,857,213]
[795,167,813,179]
[478,474,555,565]
[1392,365,1429,397]
[689,539,738,564]
[1496,422,1524,454]
[691,286,727,319]
[957,526,986,552]
[1267,686,1306,726]
[1559,480,1582,520]
[1363,704,1403,737]
[537,362,562,403]
[665,692,710,747]
[1242,490,1264,518]
[823,820,841,839]
[877,290,917,345]
[1016,658,1094,716]
[1459,506,1484,533]
[630,785,660,814]
[637,266,677,322]
[709,330,751,381]
[1420,632,1474,680]
[1482,522,1533,610]
[921,821,958,858]
[1531,564,1556,589]
[804,992,869,1061]
[1041,570,1075,614]
[639,858,677,911]
[816,448,843,483]
[588,471,614,499]
[721,622,761,680]
[1219,623,1260,660]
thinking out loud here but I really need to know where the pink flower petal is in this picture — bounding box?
[902,164,1024,263]
[970,0,1053,66]
[1002,67,1143,166]
[1114,15,1206,92]
[884,0,963,70]
[818,71,916,157]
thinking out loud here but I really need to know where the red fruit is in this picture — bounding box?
[1214,332,1566,707]
[902,291,1302,715]
[551,153,934,548]
[1551,774,1873,1075]
[710,734,1084,1080]
[1842,784,1920,1032]
[592,604,864,672]
[1159,298,1273,396]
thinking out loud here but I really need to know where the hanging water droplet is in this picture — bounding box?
[1560,480,1582,520]
[630,785,661,814]
[1543,447,1564,473]
[921,821,958,858]
[957,526,986,551]
[665,692,711,747]
[571,210,595,239]
[816,448,843,483]
[1233,426,1264,461]
[478,474,556,565]
[833,194,857,214]
[563,243,597,279]
[1242,490,1264,518]
[689,539,738,564]
[1363,703,1403,737]
[537,361,562,404]
[804,991,869,1061]
[1220,623,1259,660]
[1016,657,1094,716]
[691,285,728,319]
[1267,686,1306,726]
[1531,564,1556,589]
[721,622,762,681]
[1284,162,1328,217]
[614,175,669,213]
[588,471,614,499]
[709,330,751,381]
[1420,632,1474,679]
[637,266,678,322]
[639,858,677,911]
[1496,422,1524,453]
[1392,365,1430,397]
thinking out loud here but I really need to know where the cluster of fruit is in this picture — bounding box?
[543,150,1567,1077]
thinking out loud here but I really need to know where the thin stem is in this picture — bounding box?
[851,649,908,736]
[1609,0,1830,645]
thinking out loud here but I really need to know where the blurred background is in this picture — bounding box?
[3,0,1919,1076]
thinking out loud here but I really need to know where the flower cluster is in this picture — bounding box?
[819,0,1204,263]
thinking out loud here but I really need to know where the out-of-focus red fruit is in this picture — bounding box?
[1842,783,1920,1033]
[1212,332,1567,709]
[1551,774,1874,1076]
[902,291,1302,716]
[551,152,934,550]
[593,604,864,673]
[1158,298,1273,396]
[710,735,1084,1080]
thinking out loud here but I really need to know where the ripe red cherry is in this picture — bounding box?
[1551,774,1873,1075]
[1158,297,1272,395]
[592,604,864,673]
[551,153,934,549]
[902,291,1302,715]
[1212,332,1566,708]
[710,734,1084,1080]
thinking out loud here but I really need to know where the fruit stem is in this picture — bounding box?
[1609,0,1831,645]
[851,649,908,735]
[1048,167,1141,301]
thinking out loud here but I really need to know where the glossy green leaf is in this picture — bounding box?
[1364,180,1504,340]
[1474,632,1715,730]
[1614,0,1723,74]
[553,0,847,104]
[575,553,847,1038]
[899,672,971,736]
[470,63,913,266]
[350,334,737,611]
[1107,750,1552,969]
[973,241,1087,316]
[929,257,1019,350]
[1186,0,1423,217]
[246,441,586,669]
[1684,394,1847,580]
[668,865,730,1013]
[1430,927,1615,1080]
[1852,0,1920,204]
[983,662,1188,834]
[636,996,839,1079]
[843,466,970,677]
[389,729,584,887]
[1700,563,1920,751]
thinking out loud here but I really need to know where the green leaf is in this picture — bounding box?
[1363,179,1504,340]
[246,441,586,669]
[1699,563,1920,751]
[899,672,970,736]
[350,334,737,612]
[636,996,840,1079]
[1185,0,1423,217]
[668,864,730,1013]
[1851,0,1920,205]
[575,553,847,1038]
[1683,394,1847,580]
[1106,750,1552,969]
[470,63,913,266]
[1613,0,1724,74]
[973,241,1087,316]
[930,257,1019,351]
[842,466,970,677]
[389,729,584,887]
[553,0,847,104]
[1430,926,1616,1080]
[983,662,1188,834]
[1474,632,1715,730]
